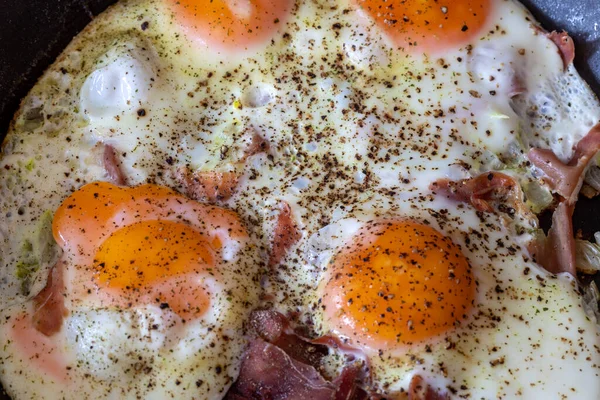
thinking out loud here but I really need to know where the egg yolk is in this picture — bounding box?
[321,221,474,349]
[167,0,293,50]
[357,0,491,53]
[53,182,247,318]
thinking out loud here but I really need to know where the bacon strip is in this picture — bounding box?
[528,123,600,205]
[103,144,127,186]
[175,167,239,203]
[547,31,575,71]
[269,201,302,267]
[430,172,520,213]
[32,260,67,336]
[408,375,449,400]
[528,149,578,200]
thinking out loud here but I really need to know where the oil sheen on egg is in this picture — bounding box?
[0,0,599,399]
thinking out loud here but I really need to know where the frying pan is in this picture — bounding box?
[0,0,599,398]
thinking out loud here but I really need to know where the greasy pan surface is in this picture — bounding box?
[0,0,599,398]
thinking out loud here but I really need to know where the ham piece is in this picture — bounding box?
[103,144,127,186]
[172,132,269,203]
[226,339,337,400]
[547,31,575,71]
[429,169,578,275]
[226,310,367,400]
[429,172,520,213]
[175,168,239,203]
[243,132,270,160]
[249,310,329,367]
[542,202,576,275]
[32,260,67,336]
[408,375,450,400]
[532,26,575,71]
[528,123,600,205]
[525,124,600,275]
[269,202,302,267]
[228,310,450,399]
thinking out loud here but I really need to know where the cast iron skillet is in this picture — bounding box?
[0,0,599,398]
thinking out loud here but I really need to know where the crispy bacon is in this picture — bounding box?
[32,260,67,336]
[269,201,302,267]
[547,31,575,71]
[408,375,449,400]
[528,123,600,205]
[175,167,239,203]
[430,172,521,213]
[103,144,127,186]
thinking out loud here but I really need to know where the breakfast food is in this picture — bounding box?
[1,0,600,398]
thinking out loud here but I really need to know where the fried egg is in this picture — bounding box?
[298,198,600,398]
[1,0,600,399]
[0,182,261,398]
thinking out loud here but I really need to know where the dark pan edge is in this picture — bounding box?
[0,3,117,398]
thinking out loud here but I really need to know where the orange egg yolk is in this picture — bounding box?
[53,182,247,319]
[321,221,475,349]
[357,0,491,53]
[167,0,293,50]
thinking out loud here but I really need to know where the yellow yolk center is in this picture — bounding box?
[94,220,215,289]
[52,182,248,319]
[168,0,293,50]
[91,220,214,317]
[357,0,491,53]
[321,221,475,348]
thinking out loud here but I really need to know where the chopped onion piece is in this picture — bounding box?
[584,166,600,192]
[576,239,600,274]
[582,281,600,325]
[523,180,553,213]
